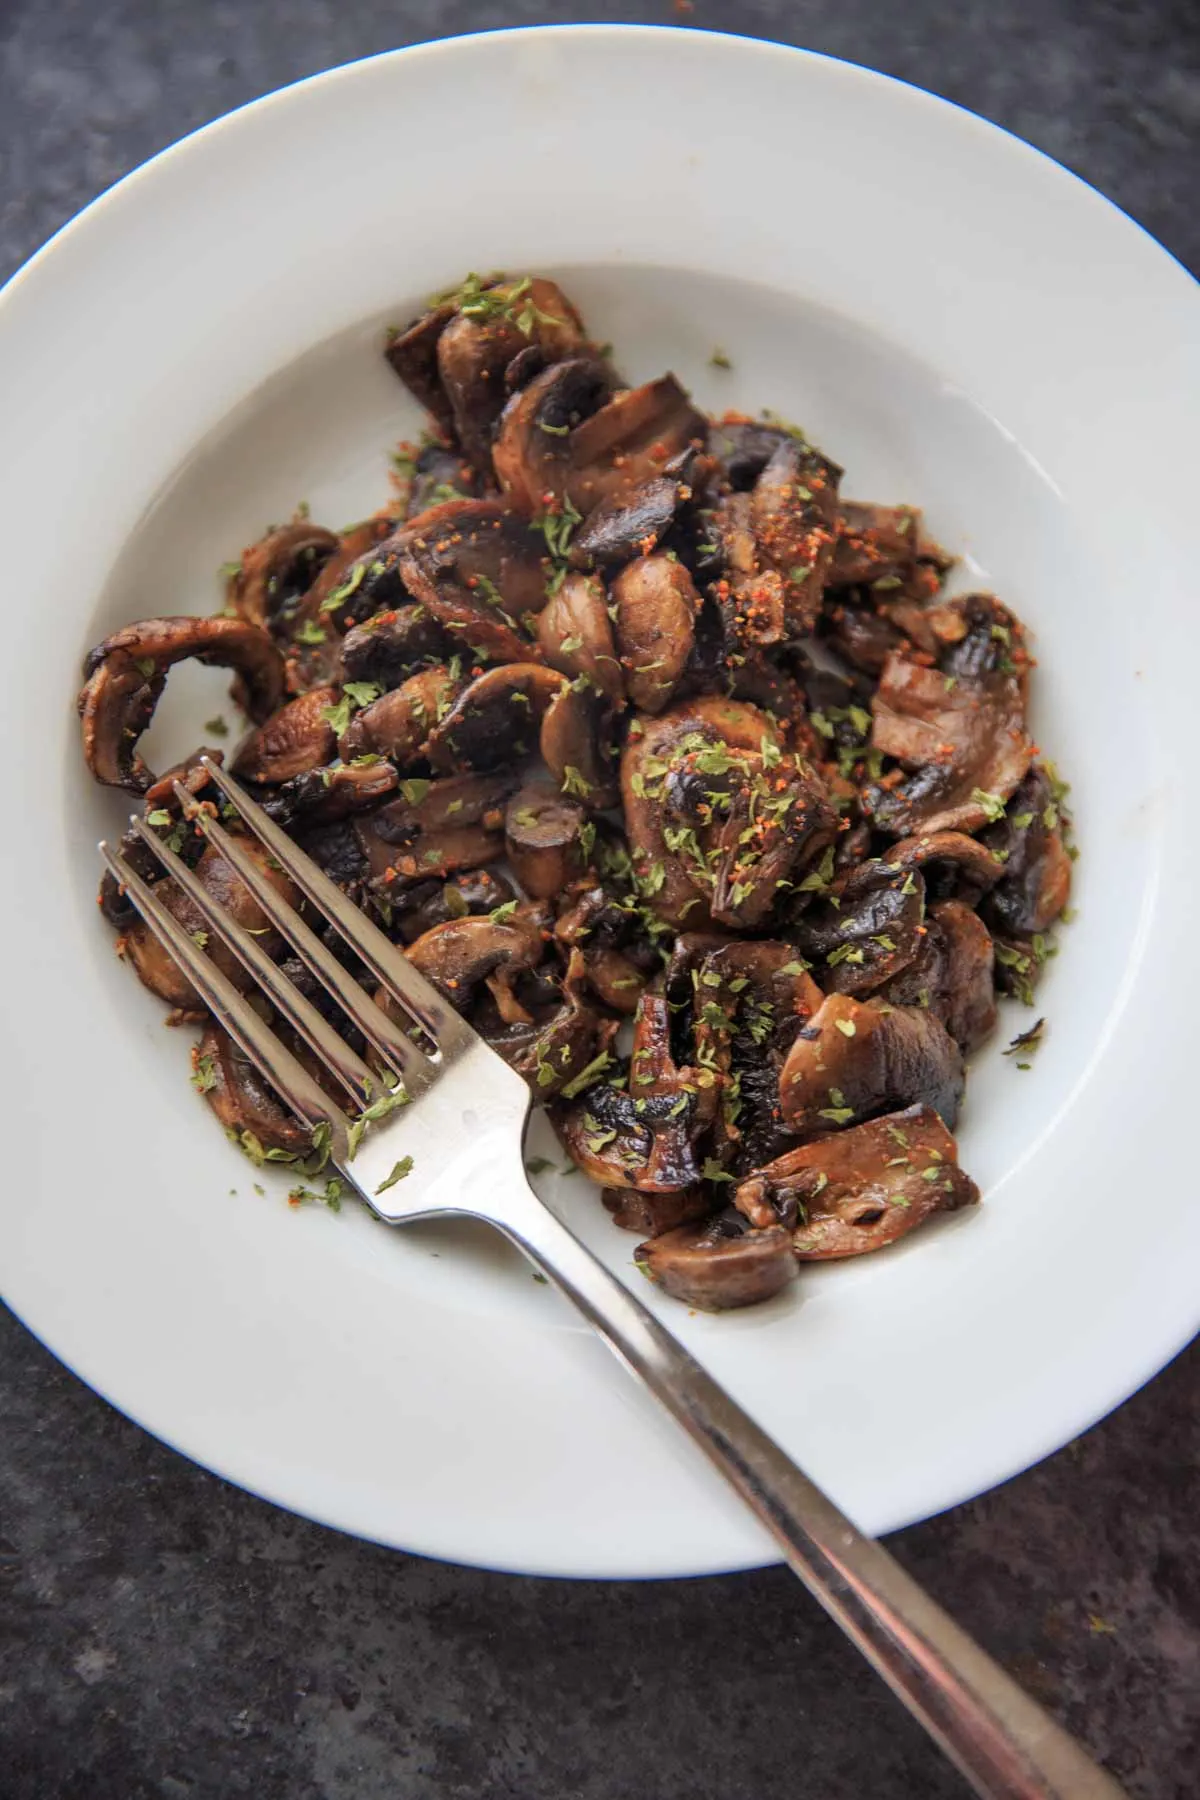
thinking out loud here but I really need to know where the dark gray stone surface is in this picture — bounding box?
[2,3,1197,1796]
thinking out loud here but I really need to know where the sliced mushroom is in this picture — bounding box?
[227,518,340,638]
[611,554,699,713]
[260,758,400,830]
[505,783,587,897]
[882,830,1007,901]
[603,1186,714,1236]
[339,605,454,692]
[778,992,965,1134]
[196,1022,314,1160]
[792,858,927,996]
[553,882,660,1016]
[750,438,842,636]
[354,770,512,886]
[392,867,515,942]
[486,949,616,1099]
[568,476,685,569]
[79,616,285,791]
[396,438,482,519]
[405,908,546,1002]
[384,302,457,434]
[425,663,564,773]
[979,767,1073,936]
[435,277,588,470]
[708,757,840,931]
[881,899,997,1053]
[494,361,705,517]
[338,666,461,763]
[97,750,223,928]
[117,836,299,1010]
[734,1103,978,1256]
[286,511,401,655]
[828,502,920,590]
[706,417,795,490]
[865,631,1031,836]
[535,571,624,704]
[232,686,338,784]
[540,681,619,811]
[633,1216,797,1311]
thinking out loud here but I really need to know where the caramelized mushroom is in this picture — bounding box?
[354,771,512,886]
[426,663,564,773]
[232,686,338,784]
[611,554,699,713]
[603,1186,714,1236]
[980,767,1073,935]
[196,1022,314,1160]
[828,502,920,590]
[79,616,285,792]
[792,858,927,996]
[118,836,299,1010]
[750,438,842,636]
[540,681,619,811]
[882,899,998,1053]
[568,476,685,569]
[536,572,624,705]
[339,605,454,692]
[735,1104,978,1256]
[435,277,588,470]
[505,784,587,897]
[338,667,461,763]
[227,518,340,637]
[405,908,546,1002]
[633,1216,797,1311]
[778,992,965,1135]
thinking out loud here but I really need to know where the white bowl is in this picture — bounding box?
[2,26,1198,1578]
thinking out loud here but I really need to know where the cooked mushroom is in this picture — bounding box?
[540,680,619,811]
[828,502,920,590]
[405,907,547,1002]
[881,899,997,1052]
[778,992,965,1134]
[396,438,482,519]
[392,867,515,942]
[603,1186,714,1236]
[505,783,588,898]
[734,1104,978,1256]
[494,361,705,516]
[792,858,927,996]
[568,476,685,569]
[865,612,1032,835]
[425,663,564,773]
[434,277,588,470]
[195,1022,315,1160]
[749,438,842,636]
[118,835,299,1010]
[232,686,338,784]
[338,666,461,763]
[706,417,794,490]
[227,518,340,639]
[979,766,1073,935]
[354,770,512,886]
[633,1216,797,1311]
[482,948,616,1098]
[339,605,454,692]
[384,302,457,435]
[882,829,1007,902]
[79,616,285,791]
[535,572,624,705]
[610,553,700,714]
[261,758,400,829]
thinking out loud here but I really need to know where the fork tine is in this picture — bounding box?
[99,841,351,1155]
[199,758,473,1055]
[130,815,378,1110]
[175,787,433,1087]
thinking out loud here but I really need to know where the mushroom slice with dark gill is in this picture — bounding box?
[827,502,920,590]
[882,830,1007,904]
[882,899,997,1054]
[734,1103,978,1256]
[540,680,619,811]
[97,750,223,928]
[979,766,1073,936]
[262,758,400,830]
[404,907,547,1005]
[567,475,686,570]
[634,1216,797,1312]
[864,598,1032,835]
[778,992,965,1135]
[226,518,340,638]
[79,616,285,791]
[425,663,564,773]
[553,989,717,1193]
[495,361,705,517]
[392,867,515,942]
[479,948,616,1100]
[791,857,927,997]
[338,605,455,693]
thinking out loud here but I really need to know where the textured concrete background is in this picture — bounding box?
[2,3,1198,1796]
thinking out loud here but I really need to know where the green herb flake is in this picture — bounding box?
[375,1156,414,1195]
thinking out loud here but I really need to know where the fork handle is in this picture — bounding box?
[495,1169,1125,1800]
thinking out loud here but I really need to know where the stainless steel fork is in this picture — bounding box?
[100,756,1124,1800]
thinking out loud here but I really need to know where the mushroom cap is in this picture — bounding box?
[778,992,966,1135]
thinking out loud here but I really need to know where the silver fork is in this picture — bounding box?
[100,757,1123,1800]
